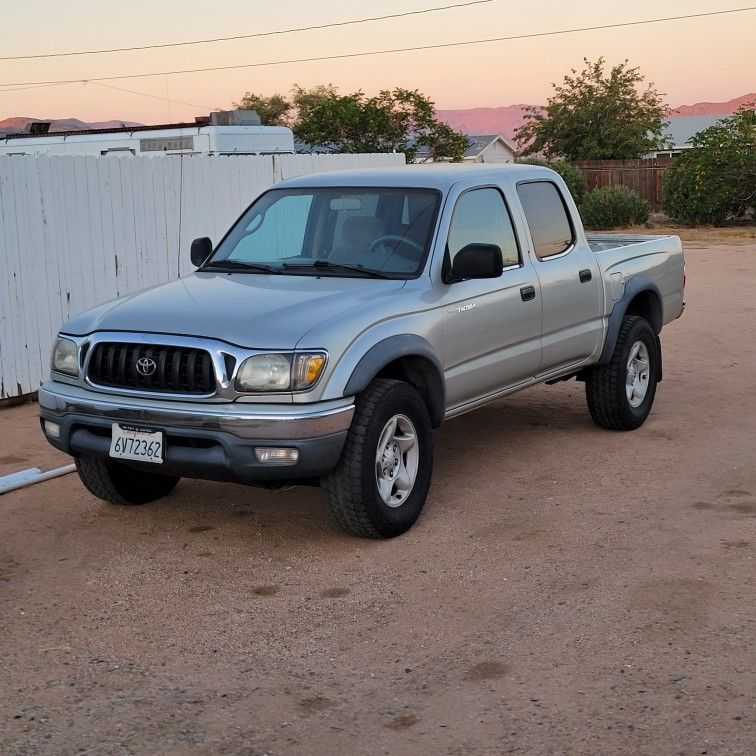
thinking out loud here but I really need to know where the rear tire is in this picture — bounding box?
[323,379,433,538]
[75,456,179,505]
[585,315,659,430]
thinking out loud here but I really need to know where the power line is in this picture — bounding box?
[0,82,74,93]
[0,0,493,61]
[88,81,214,110]
[0,6,753,88]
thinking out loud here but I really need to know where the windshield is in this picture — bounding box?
[207,187,440,277]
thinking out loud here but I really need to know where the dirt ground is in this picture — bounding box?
[1,243,754,755]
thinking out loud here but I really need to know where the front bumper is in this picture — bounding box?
[39,382,354,483]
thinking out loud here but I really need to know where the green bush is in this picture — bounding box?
[662,106,756,225]
[580,186,649,229]
[516,157,586,203]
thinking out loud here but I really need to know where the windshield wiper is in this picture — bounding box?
[282,260,395,279]
[201,259,280,274]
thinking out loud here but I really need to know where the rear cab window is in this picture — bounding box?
[516,181,574,259]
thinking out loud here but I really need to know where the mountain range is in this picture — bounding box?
[437,93,754,141]
[1,93,752,140]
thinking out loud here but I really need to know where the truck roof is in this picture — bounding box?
[278,163,555,191]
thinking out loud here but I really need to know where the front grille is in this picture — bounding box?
[87,343,215,394]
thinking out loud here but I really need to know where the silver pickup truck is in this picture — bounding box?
[40,165,685,538]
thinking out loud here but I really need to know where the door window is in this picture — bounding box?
[516,181,573,259]
[447,188,520,268]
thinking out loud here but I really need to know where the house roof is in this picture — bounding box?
[663,115,725,149]
[462,134,516,157]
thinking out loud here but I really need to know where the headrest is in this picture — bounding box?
[341,216,386,246]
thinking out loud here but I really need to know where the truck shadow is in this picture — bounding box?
[112,386,594,547]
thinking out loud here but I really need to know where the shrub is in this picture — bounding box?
[516,157,586,203]
[662,106,756,225]
[580,186,649,229]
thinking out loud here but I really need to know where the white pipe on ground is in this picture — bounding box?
[0,464,76,495]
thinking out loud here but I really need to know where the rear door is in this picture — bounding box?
[439,186,542,408]
[515,180,602,375]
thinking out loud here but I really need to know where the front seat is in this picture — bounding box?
[330,216,386,263]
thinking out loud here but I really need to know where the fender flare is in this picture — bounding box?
[343,334,446,427]
[598,275,663,365]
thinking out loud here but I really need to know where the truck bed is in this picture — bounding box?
[586,234,678,253]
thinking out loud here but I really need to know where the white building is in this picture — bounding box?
[461,134,518,163]
[0,110,295,158]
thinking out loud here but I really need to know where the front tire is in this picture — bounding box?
[323,379,433,538]
[75,456,180,505]
[585,315,659,430]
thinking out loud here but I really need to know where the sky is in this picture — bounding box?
[0,0,754,123]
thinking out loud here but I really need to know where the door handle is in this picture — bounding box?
[579,269,592,283]
[520,285,536,302]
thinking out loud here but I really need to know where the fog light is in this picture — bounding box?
[254,447,299,465]
[43,420,61,439]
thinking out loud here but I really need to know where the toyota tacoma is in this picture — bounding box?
[40,165,685,537]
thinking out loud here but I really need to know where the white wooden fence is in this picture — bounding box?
[0,153,405,399]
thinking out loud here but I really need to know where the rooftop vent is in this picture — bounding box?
[210,109,261,126]
[27,121,51,134]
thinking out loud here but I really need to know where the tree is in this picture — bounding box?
[516,58,670,161]
[291,84,339,121]
[662,105,756,225]
[294,87,469,161]
[417,122,470,163]
[234,92,292,125]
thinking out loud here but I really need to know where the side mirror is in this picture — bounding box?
[190,237,213,268]
[447,243,503,283]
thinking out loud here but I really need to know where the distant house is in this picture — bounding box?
[412,133,517,164]
[646,115,726,158]
[462,134,518,163]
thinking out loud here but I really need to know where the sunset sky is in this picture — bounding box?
[1,0,754,123]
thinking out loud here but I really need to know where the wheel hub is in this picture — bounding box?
[626,340,651,408]
[380,443,401,479]
[375,414,419,507]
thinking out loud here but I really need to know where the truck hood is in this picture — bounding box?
[62,272,407,349]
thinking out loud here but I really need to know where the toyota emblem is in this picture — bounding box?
[136,357,157,376]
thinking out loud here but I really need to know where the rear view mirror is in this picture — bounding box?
[191,237,213,267]
[330,197,363,211]
[446,243,503,283]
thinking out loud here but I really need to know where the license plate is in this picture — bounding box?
[109,423,164,464]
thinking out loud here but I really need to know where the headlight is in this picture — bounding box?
[51,337,78,376]
[236,354,291,392]
[235,352,326,392]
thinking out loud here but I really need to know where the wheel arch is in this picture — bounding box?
[598,276,663,365]
[343,335,446,428]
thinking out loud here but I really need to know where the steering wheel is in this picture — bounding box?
[368,235,424,256]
